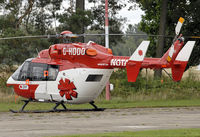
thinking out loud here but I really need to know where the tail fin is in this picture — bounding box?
[171,41,195,81]
[126,41,150,82]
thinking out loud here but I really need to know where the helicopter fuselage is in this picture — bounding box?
[7,42,116,103]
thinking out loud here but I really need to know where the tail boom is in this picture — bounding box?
[109,40,195,83]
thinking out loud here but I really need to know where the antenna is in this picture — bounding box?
[36,48,40,58]
[128,48,131,56]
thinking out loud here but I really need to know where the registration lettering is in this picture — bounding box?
[63,48,85,56]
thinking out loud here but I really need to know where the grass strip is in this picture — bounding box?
[0,99,200,112]
[52,128,200,137]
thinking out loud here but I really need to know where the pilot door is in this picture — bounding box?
[28,62,48,101]
[46,65,59,101]
[29,63,59,101]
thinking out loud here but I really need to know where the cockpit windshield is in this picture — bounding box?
[12,61,59,81]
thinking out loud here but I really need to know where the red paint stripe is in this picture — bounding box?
[105,0,109,26]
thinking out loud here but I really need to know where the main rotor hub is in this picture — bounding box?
[59,30,78,39]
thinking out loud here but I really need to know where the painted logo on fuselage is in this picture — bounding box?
[110,59,128,66]
[58,78,78,100]
[63,48,85,56]
[19,85,29,90]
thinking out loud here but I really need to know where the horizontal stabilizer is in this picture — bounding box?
[126,41,150,82]
[172,41,195,81]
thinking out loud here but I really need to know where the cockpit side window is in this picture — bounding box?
[12,64,24,80]
[30,64,59,81]
[30,63,48,81]
[18,61,30,81]
[48,65,59,81]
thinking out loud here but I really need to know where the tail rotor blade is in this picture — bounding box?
[175,17,185,36]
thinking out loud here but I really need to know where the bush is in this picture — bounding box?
[108,69,200,101]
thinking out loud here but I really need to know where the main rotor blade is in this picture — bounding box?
[0,35,57,40]
[0,33,200,40]
[0,34,172,40]
[80,33,174,38]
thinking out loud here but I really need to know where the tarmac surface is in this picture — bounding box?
[0,107,200,137]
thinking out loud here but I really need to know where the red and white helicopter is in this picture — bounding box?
[6,17,195,112]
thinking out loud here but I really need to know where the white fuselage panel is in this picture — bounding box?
[34,68,113,104]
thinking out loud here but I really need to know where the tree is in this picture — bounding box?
[154,0,168,78]
[112,24,146,56]
[0,0,63,65]
[58,9,93,35]
[76,0,85,42]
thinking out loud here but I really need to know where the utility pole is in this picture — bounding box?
[154,0,168,78]
[76,0,85,42]
[105,0,110,100]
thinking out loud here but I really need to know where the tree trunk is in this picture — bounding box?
[76,0,84,11]
[154,0,168,79]
[16,0,34,29]
[76,0,85,43]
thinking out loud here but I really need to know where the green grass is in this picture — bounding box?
[1,99,200,112]
[52,128,200,137]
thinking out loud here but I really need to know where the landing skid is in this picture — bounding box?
[10,99,105,113]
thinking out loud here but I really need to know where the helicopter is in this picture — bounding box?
[6,17,195,113]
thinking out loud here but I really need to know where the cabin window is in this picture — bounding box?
[47,65,59,81]
[12,61,59,81]
[29,63,48,81]
[29,63,59,81]
[86,74,103,82]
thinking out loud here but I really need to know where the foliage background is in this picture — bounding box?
[0,0,200,103]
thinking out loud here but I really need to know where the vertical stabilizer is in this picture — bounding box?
[171,41,195,81]
[126,41,150,82]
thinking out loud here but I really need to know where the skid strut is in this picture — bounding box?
[53,101,67,111]
[20,99,31,112]
[10,100,68,113]
[10,100,105,113]
[89,101,104,111]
